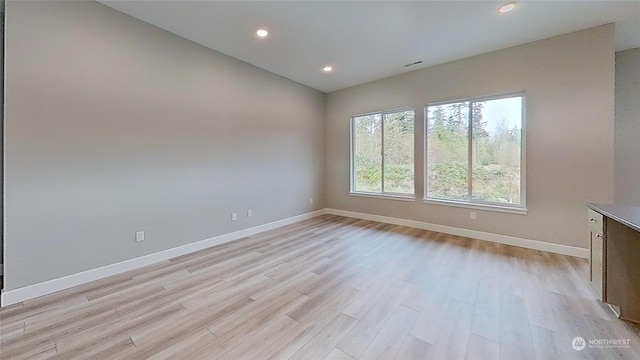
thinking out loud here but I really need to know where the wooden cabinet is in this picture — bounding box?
[588,209,605,300]
[588,204,640,324]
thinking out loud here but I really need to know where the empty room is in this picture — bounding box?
[2,0,640,359]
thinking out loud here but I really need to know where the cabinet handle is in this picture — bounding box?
[596,233,603,238]
[590,218,597,222]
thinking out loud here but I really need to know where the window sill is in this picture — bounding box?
[423,198,528,215]
[350,192,416,202]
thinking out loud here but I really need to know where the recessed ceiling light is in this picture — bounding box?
[323,66,333,72]
[256,29,268,37]
[498,2,516,14]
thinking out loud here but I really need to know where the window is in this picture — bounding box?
[425,94,525,210]
[351,109,415,197]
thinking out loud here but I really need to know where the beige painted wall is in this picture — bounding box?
[326,25,615,249]
[614,48,640,205]
[4,1,326,290]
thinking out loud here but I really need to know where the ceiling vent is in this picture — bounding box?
[404,61,423,68]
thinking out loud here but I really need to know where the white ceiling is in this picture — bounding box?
[99,1,640,93]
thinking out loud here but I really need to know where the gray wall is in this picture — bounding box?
[4,1,326,290]
[326,25,615,249]
[614,48,640,205]
[1,2,5,280]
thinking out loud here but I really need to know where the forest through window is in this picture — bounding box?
[426,94,524,207]
[351,109,415,196]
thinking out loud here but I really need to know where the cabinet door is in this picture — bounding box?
[590,229,604,299]
[588,209,604,299]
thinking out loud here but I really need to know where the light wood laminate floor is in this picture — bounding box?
[1,215,639,359]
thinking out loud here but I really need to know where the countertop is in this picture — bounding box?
[588,204,640,233]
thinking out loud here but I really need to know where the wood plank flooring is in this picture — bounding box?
[1,215,639,359]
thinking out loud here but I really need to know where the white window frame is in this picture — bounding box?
[350,107,416,200]
[424,92,527,214]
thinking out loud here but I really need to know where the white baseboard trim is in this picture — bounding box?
[1,207,588,306]
[1,209,327,306]
[326,208,589,259]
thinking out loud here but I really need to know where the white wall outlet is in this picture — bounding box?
[232,213,237,221]
[247,210,252,217]
[470,212,476,220]
[310,197,314,204]
[135,231,145,242]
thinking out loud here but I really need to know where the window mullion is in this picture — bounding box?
[350,117,358,191]
[467,102,473,202]
[380,113,385,193]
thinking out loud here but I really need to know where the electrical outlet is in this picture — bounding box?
[310,197,314,204]
[247,209,252,217]
[470,212,476,220]
[135,231,145,242]
[232,213,237,221]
